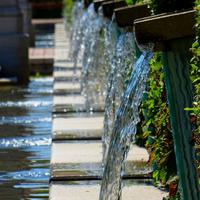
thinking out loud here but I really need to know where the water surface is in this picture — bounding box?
[0,77,53,199]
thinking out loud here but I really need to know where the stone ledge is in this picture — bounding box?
[50,142,151,180]
[50,180,167,200]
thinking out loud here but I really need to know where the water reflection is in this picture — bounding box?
[0,77,52,199]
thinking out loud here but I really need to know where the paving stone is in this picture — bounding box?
[53,82,81,94]
[53,95,85,106]
[50,180,167,200]
[54,61,82,70]
[51,141,151,179]
[53,95,86,113]
[53,70,81,81]
[52,116,103,140]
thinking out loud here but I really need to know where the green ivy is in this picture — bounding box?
[63,0,73,24]
[190,0,200,180]
[137,53,177,191]
[124,0,149,5]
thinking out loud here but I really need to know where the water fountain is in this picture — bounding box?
[54,1,199,200]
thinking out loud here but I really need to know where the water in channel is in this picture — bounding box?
[0,30,53,199]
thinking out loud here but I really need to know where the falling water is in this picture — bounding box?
[69,1,85,62]
[100,51,153,200]
[81,5,109,111]
[103,31,136,163]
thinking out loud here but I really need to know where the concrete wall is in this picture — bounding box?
[0,0,30,84]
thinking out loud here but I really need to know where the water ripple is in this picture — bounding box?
[1,169,50,181]
[0,101,52,108]
[0,137,51,148]
[0,116,51,124]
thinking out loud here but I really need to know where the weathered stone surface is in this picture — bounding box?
[50,181,167,200]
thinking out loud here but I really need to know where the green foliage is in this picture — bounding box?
[150,0,195,14]
[63,0,73,24]
[124,0,148,6]
[190,0,200,179]
[29,0,63,2]
[137,53,177,190]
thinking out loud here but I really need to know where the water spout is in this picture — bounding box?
[100,51,153,200]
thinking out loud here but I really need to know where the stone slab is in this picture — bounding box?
[51,141,151,179]
[52,116,104,139]
[53,70,81,81]
[53,95,86,113]
[32,18,63,25]
[50,180,167,200]
[53,95,85,106]
[29,48,54,64]
[54,62,82,70]
[53,82,81,94]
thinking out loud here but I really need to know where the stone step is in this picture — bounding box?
[53,82,81,94]
[54,61,82,70]
[50,141,151,180]
[53,94,86,113]
[50,180,167,200]
[53,69,81,80]
[52,114,104,140]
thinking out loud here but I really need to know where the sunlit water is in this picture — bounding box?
[100,52,153,200]
[103,31,136,163]
[0,77,53,199]
[71,3,111,112]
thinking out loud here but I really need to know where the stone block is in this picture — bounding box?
[50,142,151,180]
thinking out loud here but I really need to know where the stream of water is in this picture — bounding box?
[70,3,154,200]
[103,31,136,164]
[100,51,153,200]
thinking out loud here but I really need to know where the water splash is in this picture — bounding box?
[103,31,136,163]
[100,51,153,200]
[80,5,107,111]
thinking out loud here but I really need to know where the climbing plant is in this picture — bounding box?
[136,53,178,194]
[136,1,200,199]
[63,0,73,24]
[190,0,200,180]
[124,0,149,5]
